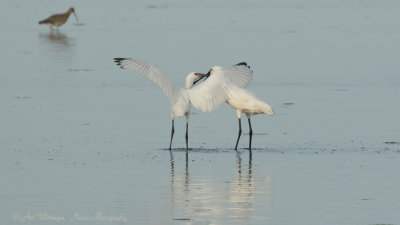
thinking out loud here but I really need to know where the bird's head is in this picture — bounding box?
[206,66,224,76]
[69,7,79,22]
[185,72,209,88]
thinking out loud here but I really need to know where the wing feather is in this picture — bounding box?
[188,63,253,112]
[223,63,253,89]
[113,58,178,102]
[187,71,228,112]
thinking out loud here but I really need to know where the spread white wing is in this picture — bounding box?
[188,64,253,112]
[224,63,253,89]
[114,58,179,103]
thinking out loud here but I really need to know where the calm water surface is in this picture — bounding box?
[1,0,400,224]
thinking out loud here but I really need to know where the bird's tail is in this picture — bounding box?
[259,101,275,116]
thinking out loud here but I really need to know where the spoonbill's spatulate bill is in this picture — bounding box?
[207,63,275,150]
[39,7,79,29]
[113,58,253,150]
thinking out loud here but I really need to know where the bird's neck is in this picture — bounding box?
[185,73,196,89]
[185,81,194,89]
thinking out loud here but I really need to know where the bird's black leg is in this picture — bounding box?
[185,122,189,150]
[248,117,253,150]
[234,118,242,150]
[169,119,175,150]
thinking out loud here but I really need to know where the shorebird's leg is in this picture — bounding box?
[248,117,253,151]
[235,118,242,150]
[185,113,189,150]
[169,119,175,150]
[185,122,189,150]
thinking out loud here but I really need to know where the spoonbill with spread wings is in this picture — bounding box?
[113,58,253,150]
[207,63,275,150]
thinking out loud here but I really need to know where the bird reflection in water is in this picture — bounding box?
[169,150,271,224]
[169,150,190,204]
[38,30,75,65]
[39,30,72,47]
[229,151,254,222]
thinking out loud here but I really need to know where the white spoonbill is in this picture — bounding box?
[113,58,253,150]
[207,63,275,150]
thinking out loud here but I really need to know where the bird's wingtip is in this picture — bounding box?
[113,57,127,62]
[113,58,131,66]
[234,62,250,69]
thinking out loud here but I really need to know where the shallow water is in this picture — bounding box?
[1,0,400,224]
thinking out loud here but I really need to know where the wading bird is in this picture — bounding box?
[113,58,253,150]
[38,7,78,30]
[207,64,275,150]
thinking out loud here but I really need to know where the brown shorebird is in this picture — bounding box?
[38,7,78,29]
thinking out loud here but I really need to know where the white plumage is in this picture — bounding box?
[113,58,252,150]
[208,64,275,150]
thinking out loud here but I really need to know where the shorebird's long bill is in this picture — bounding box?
[193,73,209,85]
[73,12,79,22]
